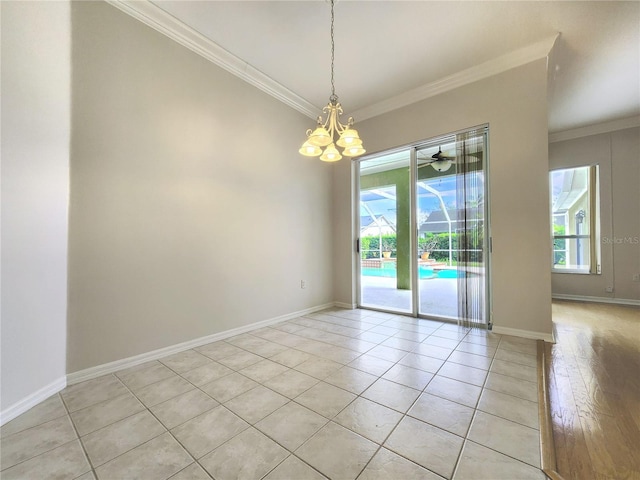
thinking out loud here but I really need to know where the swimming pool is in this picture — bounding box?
[361,265,465,279]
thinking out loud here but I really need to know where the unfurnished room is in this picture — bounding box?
[1,1,639,479]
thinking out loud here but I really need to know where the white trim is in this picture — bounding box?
[351,34,559,121]
[105,1,559,124]
[334,302,357,310]
[492,325,555,343]
[0,377,67,427]
[549,115,640,143]
[552,294,640,307]
[104,0,318,119]
[67,302,335,385]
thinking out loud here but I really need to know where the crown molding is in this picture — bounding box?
[352,34,560,121]
[549,115,640,143]
[106,1,558,124]
[105,0,318,119]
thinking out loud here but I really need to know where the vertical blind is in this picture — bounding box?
[455,128,486,328]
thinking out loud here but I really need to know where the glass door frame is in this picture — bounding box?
[412,128,491,325]
[355,125,492,327]
[355,147,415,314]
[409,146,419,317]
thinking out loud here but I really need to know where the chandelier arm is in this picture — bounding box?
[336,109,348,135]
[318,105,331,125]
[328,108,338,140]
[319,112,330,131]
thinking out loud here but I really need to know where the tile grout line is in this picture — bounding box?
[0,437,89,477]
[115,360,248,478]
[372,325,501,478]
[450,330,501,479]
[191,315,531,477]
[0,403,69,444]
[249,314,460,479]
[26,310,541,480]
[58,391,98,479]
[70,370,208,477]
[81,378,170,474]
[453,334,546,476]
[348,325,471,479]
[136,334,357,478]
[99,370,221,479]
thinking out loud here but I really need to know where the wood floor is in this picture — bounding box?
[546,300,640,480]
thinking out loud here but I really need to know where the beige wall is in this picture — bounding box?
[1,1,70,412]
[68,2,334,372]
[332,162,358,307]
[333,60,553,337]
[550,127,640,301]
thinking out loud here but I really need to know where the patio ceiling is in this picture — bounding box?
[361,175,470,221]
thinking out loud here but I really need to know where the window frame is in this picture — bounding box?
[550,165,600,275]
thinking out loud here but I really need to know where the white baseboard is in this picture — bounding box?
[67,302,336,385]
[552,294,640,306]
[333,302,357,309]
[0,376,67,427]
[492,325,555,343]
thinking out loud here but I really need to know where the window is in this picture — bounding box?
[550,166,600,273]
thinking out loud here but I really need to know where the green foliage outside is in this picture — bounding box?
[361,234,397,259]
[553,224,566,265]
[361,229,484,263]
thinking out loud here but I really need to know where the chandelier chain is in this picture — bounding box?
[330,0,336,99]
[299,0,365,160]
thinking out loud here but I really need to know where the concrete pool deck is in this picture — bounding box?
[360,274,486,321]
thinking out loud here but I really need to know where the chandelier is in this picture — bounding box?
[299,0,365,162]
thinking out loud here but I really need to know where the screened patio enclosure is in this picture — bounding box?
[359,177,472,317]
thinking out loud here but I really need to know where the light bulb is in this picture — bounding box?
[343,144,366,157]
[337,128,362,147]
[299,141,322,157]
[320,143,342,162]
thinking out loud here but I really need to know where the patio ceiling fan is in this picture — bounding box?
[417,147,482,172]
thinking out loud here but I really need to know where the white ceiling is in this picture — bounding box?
[146,1,639,133]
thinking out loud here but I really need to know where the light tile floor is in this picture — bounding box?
[0,308,546,480]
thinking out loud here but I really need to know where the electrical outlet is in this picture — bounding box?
[633,274,640,282]
[301,280,306,289]
[605,286,614,293]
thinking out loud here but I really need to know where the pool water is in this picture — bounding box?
[361,265,465,279]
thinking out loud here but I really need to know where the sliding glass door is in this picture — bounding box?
[357,127,489,326]
[416,140,459,318]
[416,128,488,326]
[358,151,413,313]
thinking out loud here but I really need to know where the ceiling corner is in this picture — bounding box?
[352,34,560,122]
[105,0,318,119]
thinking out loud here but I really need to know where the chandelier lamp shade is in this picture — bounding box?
[299,0,365,162]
